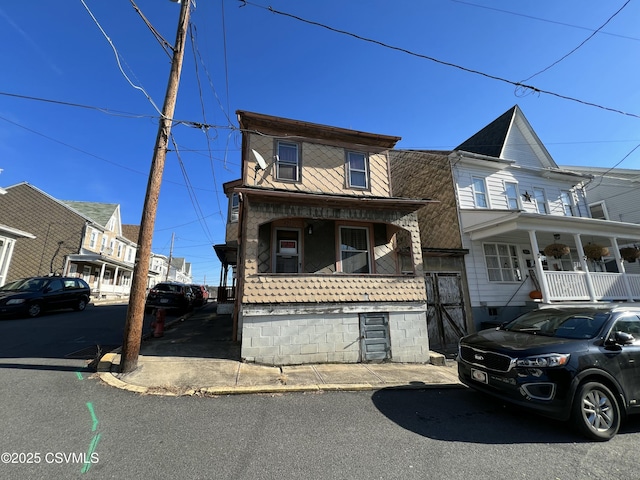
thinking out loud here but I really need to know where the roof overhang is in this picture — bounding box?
[66,254,135,271]
[237,187,437,212]
[0,224,36,239]
[214,243,238,265]
[461,210,640,242]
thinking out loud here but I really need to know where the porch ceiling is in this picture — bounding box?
[461,211,640,245]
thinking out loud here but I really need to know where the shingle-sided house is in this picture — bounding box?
[0,183,138,298]
[449,106,640,330]
[216,111,436,365]
[390,150,471,354]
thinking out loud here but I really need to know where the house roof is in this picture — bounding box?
[237,110,402,149]
[455,106,516,158]
[122,224,140,244]
[62,201,118,227]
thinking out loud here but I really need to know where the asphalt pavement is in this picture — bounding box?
[96,301,463,396]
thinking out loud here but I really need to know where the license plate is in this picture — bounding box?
[471,368,488,384]
[160,299,169,304]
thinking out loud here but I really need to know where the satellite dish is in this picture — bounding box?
[252,149,268,171]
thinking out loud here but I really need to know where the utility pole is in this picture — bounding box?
[165,232,175,281]
[120,0,191,373]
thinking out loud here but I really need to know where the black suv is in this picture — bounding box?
[145,282,193,314]
[458,305,640,441]
[0,276,91,318]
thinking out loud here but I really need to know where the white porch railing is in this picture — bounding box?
[544,271,640,302]
[94,284,130,297]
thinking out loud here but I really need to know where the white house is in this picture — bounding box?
[450,106,640,329]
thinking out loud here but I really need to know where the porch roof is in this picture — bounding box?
[67,253,135,271]
[237,187,437,212]
[461,210,640,242]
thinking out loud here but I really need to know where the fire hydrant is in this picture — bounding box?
[151,308,166,338]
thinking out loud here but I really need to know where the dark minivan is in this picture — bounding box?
[0,276,91,318]
[458,305,640,441]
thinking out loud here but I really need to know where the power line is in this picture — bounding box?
[128,0,174,59]
[449,0,640,42]
[520,0,632,83]
[239,1,640,120]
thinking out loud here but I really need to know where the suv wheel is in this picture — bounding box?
[572,382,620,441]
[75,297,88,311]
[27,302,42,318]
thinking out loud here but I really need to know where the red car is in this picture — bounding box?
[189,284,209,307]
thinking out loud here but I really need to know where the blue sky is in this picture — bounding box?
[1,0,639,285]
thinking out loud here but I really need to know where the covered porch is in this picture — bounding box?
[462,211,640,304]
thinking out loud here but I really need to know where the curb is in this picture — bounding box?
[96,352,464,397]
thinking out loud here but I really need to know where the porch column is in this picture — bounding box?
[574,235,597,302]
[97,262,106,297]
[609,237,634,301]
[528,231,551,302]
[114,266,120,285]
[62,256,71,276]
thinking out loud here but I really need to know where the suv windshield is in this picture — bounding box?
[503,309,610,339]
[0,278,47,292]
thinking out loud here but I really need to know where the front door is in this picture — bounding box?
[359,313,391,362]
[425,272,468,356]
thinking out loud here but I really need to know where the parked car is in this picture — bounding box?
[188,284,209,307]
[0,276,91,318]
[458,305,640,441]
[145,282,193,314]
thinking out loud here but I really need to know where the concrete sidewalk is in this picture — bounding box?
[97,303,462,396]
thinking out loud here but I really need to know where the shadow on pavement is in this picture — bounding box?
[370,387,640,444]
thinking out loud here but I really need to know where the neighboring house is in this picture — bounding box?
[148,253,169,288]
[390,150,471,354]
[217,110,435,365]
[0,183,139,298]
[0,223,36,286]
[447,106,640,329]
[168,257,192,284]
[559,166,640,275]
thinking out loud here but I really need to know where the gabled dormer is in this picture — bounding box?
[451,105,591,217]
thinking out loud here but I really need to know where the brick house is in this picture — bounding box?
[216,111,437,365]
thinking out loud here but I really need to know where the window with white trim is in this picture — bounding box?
[483,243,522,282]
[100,235,107,252]
[276,141,300,181]
[339,226,371,274]
[505,182,520,209]
[533,188,549,214]
[589,201,608,220]
[89,231,97,249]
[346,151,369,189]
[560,190,575,216]
[229,192,239,223]
[472,177,488,208]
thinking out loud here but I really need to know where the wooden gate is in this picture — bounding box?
[425,272,467,355]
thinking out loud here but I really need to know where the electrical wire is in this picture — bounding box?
[519,0,632,84]
[80,0,164,116]
[239,1,640,120]
[128,0,174,59]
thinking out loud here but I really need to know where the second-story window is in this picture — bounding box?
[276,141,300,182]
[589,201,608,220]
[229,192,239,223]
[472,177,488,208]
[117,243,123,258]
[100,235,107,252]
[560,190,575,216]
[505,182,520,209]
[89,231,97,248]
[346,151,369,189]
[533,188,549,214]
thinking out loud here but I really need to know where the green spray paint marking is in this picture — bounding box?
[81,433,101,474]
[76,371,84,380]
[86,402,98,432]
[81,403,101,473]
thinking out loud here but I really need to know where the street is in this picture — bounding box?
[1,305,639,479]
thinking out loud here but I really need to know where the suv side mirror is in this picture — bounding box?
[613,331,635,346]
